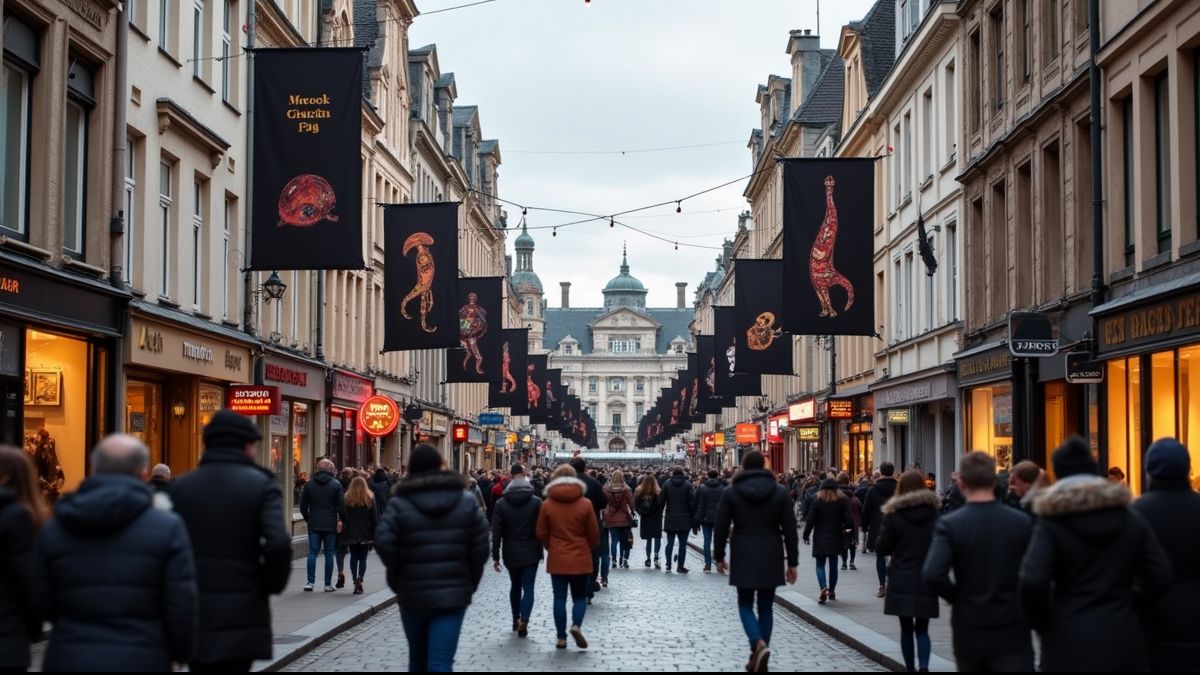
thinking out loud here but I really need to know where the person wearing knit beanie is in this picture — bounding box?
[1144,437,1190,485]
[408,443,444,476]
[1050,436,1098,479]
[202,409,262,450]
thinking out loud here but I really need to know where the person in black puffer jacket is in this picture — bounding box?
[1131,438,1200,671]
[635,475,665,568]
[491,464,543,637]
[30,435,197,672]
[803,479,852,604]
[371,468,391,515]
[171,411,292,672]
[375,444,489,673]
[1021,437,1172,673]
[713,451,799,673]
[0,446,47,672]
[876,470,941,673]
[861,462,898,596]
[300,460,345,591]
[658,467,695,574]
[693,469,726,573]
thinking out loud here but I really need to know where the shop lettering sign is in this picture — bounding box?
[182,341,214,364]
[827,399,854,419]
[0,276,19,295]
[1098,293,1200,352]
[1009,312,1059,357]
[959,351,1012,384]
[227,385,281,416]
[788,399,815,423]
[358,395,399,437]
[886,409,911,425]
[1065,352,1104,384]
[880,382,931,406]
[224,350,243,373]
[63,0,108,29]
[714,432,725,446]
[266,363,307,386]
[735,423,761,443]
[139,326,164,354]
[796,426,820,440]
[331,372,372,403]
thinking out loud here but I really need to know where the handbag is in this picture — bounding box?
[623,528,635,549]
[630,516,639,528]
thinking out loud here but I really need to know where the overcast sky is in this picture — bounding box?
[412,0,877,309]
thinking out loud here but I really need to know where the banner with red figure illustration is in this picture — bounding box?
[382,203,460,350]
[445,277,504,383]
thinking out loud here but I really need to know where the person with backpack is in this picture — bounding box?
[694,469,726,573]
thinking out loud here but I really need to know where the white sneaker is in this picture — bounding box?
[303,583,314,592]
[324,585,336,592]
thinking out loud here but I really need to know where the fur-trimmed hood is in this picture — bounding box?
[881,489,941,515]
[544,476,587,503]
[1032,475,1131,518]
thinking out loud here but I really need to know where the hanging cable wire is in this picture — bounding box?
[505,140,744,155]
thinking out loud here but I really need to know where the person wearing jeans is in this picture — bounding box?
[803,478,853,604]
[635,474,664,568]
[299,459,346,592]
[536,464,600,650]
[491,464,543,637]
[601,470,636,570]
[398,607,467,672]
[715,451,799,673]
[659,467,695,573]
[664,529,690,572]
[694,469,727,572]
[341,477,379,595]
[375,444,490,673]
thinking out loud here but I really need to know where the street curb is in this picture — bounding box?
[255,589,398,672]
[685,542,954,673]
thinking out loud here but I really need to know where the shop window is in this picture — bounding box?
[1,12,37,240]
[127,379,164,466]
[1106,358,1143,494]
[22,329,91,498]
[966,383,1013,471]
[1177,346,1200,490]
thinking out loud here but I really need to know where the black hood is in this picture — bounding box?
[373,469,389,484]
[502,480,536,507]
[396,471,470,517]
[732,469,777,503]
[313,471,335,485]
[704,478,723,489]
[54,474,155,535]
[668,475,688,488]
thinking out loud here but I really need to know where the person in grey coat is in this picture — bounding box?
[30,435,197,672]
[491,464,543,637]
[300,458,346,592]
[658,467,695,573]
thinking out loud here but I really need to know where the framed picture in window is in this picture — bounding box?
[31,370,61,406]
[23,369,33,405]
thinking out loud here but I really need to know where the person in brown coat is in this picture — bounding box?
[535,464,599,651]
[602,469,636,570]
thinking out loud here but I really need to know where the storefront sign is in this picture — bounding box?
[125,318,251,383]
[330,370,372,404]
[735,423,761,443]
[479,412,505,426]
[958,348,1013,386]
[788,399,816,423]
[886,409,911,425]
[0,276,20,296]
[715,432,725,446]
[0,264,125,338]
[1097,291,1200,353]
[1065,351,1104,384]
[1009,312,1058,357]
[263,357,324,400]
[796,426,820,441]
[878,382,929,406]
[468,427,484,444]
[431,412,449,433]
[702,433,716,449]
[827,399,853,419]
[358,395,399,437]
[767,416,786,443]
[227,385,281,416]
[850,421,873,434]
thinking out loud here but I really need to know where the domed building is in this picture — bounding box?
[514,233,692,452]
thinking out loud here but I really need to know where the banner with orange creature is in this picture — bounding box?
[382,203,460,350]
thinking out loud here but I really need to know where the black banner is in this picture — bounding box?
[446,277,503,383]
[383,203,460,350]
[545,370,563,427]
[782,158,875,335]
[734,260,793,375]
[526,354,551,424]
[713,306,762,396]
[696,335,733,408]
[250,48,364,270]
[488,329,529,414]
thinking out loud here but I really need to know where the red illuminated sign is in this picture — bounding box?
[359,395,400,437]
[452,423,469,443]
[827,399,854,419]
[735,423,761,443]
[226,385,281,416]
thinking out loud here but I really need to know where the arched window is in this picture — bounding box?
[608,438,627,451]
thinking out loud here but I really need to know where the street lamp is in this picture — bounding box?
[261,271,287,302]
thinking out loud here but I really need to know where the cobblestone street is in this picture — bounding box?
[283,544,884,672]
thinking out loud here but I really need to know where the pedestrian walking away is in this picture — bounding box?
[568,457,607,596]
[0,446,49,673]
[837,472,862,571]
[602,469,636,570]
[861,462,898,597]
[300,458,347,592]
[171,410,293,672]
[29,434,198,672]
[536,464,600,651]
[1019,437,1172,672]
[375,443,490,672]
[714,451,799,673]
[659,466,696,573]
[922,451,1034,672]
[1131,438,1200,671]
[694,468,726,572]
[802,478,852,604]
[635,474,665,568]
[343,476,381,595]
[876,470,940,673]
[491,463,543,638]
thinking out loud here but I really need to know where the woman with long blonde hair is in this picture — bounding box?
[0,445,48,670]
[342,476,379,594]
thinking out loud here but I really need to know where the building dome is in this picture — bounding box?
[603,244,648,310]
[511,220,542,294]
[514,228,535,250]
[511,270,543,293]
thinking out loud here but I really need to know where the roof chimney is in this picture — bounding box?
[560,282,571,309]
[675,282,688,309]
[787,29,823,113]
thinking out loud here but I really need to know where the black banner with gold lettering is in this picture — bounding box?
[250,48,364,270]
[713,306,762,396]
[382,203,460,351]
[488,328,528,414]
[446,277,504,383]
[735,260,793,375]
[782,158,875,335]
